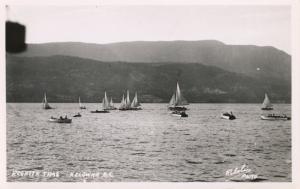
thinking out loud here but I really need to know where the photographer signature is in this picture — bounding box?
[225,164,259,181]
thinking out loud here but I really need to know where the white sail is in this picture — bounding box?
[79,97,82,107]
[119,94,126,109]
[169,94,176,107]
[109,98,115,108]
[173,82,189,106]
[125,90,131,108]
[78,96,86,109]
[175,82,181,103]
[131,92,141,108]
[44,93,47,103]
[42,93,51,109]
[102,91,110,110]
[262,93,273,109]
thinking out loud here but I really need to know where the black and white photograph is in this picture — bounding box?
[1,0,300,188]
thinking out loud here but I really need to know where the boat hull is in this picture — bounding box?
[261,107,273,110]
[90,110,110,113]
[172,113,182,117]
[48,118,72,123]
[169,106,187,111]
[119,107,142,111]
[221,114,236,120]
[43,106,52,110]
[80,107,86,109]
[130,107,142,111]
[104,107,117,110]
[260,115,290,121]
[171,111,188,117]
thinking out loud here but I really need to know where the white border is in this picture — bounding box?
[1,0,299,189]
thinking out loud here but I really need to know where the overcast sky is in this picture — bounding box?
[7,5,291,53]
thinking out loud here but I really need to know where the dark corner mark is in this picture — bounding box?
[6,21,27,53]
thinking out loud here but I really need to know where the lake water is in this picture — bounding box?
[6,103,291,182]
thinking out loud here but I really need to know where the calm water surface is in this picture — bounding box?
[7,103,291,182]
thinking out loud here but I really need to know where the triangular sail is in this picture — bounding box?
[169,94,176,107]
[42,93,51,109]
[78,96,86,109]
[131,92,141,108]
[44,93,47,103]
[119,94,126,109]
[262,93,272,108]
[174,82,189,106]
[109,98,115,108]
[125,90,131,108]
[131,95,136,107]
[136,92,141,107]
[102,91,110,109]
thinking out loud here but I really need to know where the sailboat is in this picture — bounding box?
[261,93,273,110]
[102,91,111,111]
[78,96,86,109]
[119,94,126,110]
[90,91,110,113]
[168,82,188,111]
[125,90,131,109]
[119,90,132,110]
[42,93,52,109]
[131,92,142,110]
[108,97,117,110]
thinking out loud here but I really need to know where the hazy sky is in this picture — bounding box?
[7,5,291,53]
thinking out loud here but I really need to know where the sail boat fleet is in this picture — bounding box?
[43,82,290,123]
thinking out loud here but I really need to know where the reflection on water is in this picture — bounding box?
[7,103,291,182]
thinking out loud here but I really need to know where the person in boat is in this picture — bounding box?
[181,111,188,117]
[60,116,63,120]
[173,110,182,114]
[65,115,68,119]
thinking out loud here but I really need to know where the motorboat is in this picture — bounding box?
[48,117,72,123]
[261,114,291,121]
[221,112,236,120]
[73,113,82,117]
[171,111,188,117]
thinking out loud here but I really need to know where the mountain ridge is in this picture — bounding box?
[16,40,291,82]
[6,54,291,103]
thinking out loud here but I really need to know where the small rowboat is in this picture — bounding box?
[48,117,72,123]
